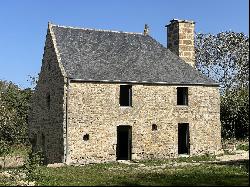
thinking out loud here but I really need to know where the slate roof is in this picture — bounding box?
[50,24,218,85]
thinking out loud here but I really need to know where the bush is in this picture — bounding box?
[23,149,44,181]
[0,80,33,145]
[221,87,249,139]
[0,140,12,168]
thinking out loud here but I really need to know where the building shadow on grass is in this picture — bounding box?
[210,159,249,172]
[102,159,249,186]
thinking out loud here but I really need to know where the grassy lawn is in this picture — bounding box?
[0,145,249,186]
[1,160,248,186]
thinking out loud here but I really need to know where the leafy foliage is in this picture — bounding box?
[23,149,44,181]
[195,31,249,139]
[0,140,12,168]
[221,87,249,139]
[195,31,249,93]
[0,80,33,144]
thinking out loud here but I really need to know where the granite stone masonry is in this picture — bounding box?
[166,19,196,67]
[29,19,222,164]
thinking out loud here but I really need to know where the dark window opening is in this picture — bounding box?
[178,123,190,154]
[46,94,50,110]
[152,124,157,131]
[120,85,132,107]
[83,134,89,141]
[48,62,51,71]
[177,87,188,105]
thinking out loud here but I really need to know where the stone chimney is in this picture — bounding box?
[166,19,195,67]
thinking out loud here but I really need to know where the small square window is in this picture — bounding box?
[152,124,157,131]
[83,134,89,141]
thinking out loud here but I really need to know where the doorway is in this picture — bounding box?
[178,123,190,154]
[117,126,132,160]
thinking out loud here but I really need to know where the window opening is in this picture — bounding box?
[177,87,188,105]
[152,124,157,131]
[120,85,132,106]
[83,134,89,141]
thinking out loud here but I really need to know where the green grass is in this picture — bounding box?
[223,149,237,155]
[1,160,248,186]
[137,154,217,166]
[9,144,31,157]
[173,154,217,163]
[0,151,249,186]
[33,162,250,186]
[237,144,249,151]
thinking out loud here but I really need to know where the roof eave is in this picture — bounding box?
[67,78,220,87]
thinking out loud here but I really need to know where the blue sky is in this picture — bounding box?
[0,0,249,88]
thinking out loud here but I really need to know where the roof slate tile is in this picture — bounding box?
[51,24,218,85]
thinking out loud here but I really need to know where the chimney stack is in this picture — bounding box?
[166,19,195,67]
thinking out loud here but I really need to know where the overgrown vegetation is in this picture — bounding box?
[237,144,249,151]
[0,140,11,168]
[23,149,45,181]
[0,80,33,145]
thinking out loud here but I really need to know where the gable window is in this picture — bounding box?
[120,85,132,107]
[177,87,188,106]
[48,62,51,71]
[46,93,51,110]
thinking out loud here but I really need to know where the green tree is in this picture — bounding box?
[195,31,249,139]
[0,80,33,144]
[195,31,249,93]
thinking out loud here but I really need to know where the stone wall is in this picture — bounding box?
[66,82,221,164]
[167,19,195,67]
[28,25,67,164]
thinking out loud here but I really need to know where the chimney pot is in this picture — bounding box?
[144,24,149,36]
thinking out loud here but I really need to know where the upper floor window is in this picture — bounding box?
[120,85,132,107]
[177,87,188,106]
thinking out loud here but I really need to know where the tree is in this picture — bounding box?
[195,31,249,139]
[0,80,32,144]
[195,31,249,93]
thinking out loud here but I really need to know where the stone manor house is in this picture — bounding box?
[29,19,222,164]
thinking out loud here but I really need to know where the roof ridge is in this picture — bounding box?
[50,23,144,35]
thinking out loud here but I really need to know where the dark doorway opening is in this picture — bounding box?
[41,133,47,164]
[178,123,190,154]
[117,126,132,160]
